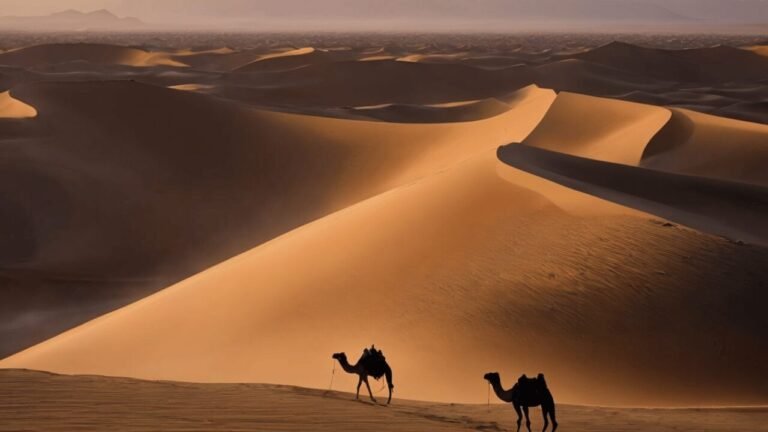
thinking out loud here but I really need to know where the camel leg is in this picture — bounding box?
[513,403,523,432]
[356,376,362,400]
[541,407,549,432]
[549,405,558,432]
[523,406,532,432]
[363,376,377,403]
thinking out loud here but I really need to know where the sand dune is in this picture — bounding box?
[714,100,768,125]
[748,45,768,57]
[351,98,513,123]
[168,83,217,92]
[0,43,185,68]
[165,48,266,72]
[1,80,553,274]
[1,35,767,413]
[3,147,767,406]
[576,41,768,83]
[500,144,768,246]
[0,80,553,357]
[396,52,469,63]
[534,58,671,96]
[642,108,768,186]
[233,47,358,73]
[522,92,670,165]
[0,90,36,118]
[222,60,536,107]
[2,370,766,432]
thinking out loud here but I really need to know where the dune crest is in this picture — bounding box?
[642,108,768,186]
[522,92,670,165]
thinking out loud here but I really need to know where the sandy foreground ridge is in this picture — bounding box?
[0,36,767,429]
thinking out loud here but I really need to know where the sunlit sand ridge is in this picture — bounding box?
[0,90,36,118]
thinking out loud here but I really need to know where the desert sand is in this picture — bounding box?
[2,370,767,432]
[0,33,767,429]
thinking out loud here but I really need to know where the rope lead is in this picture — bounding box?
[327,360,336,393]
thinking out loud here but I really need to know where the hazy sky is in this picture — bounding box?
[1,0,766,30]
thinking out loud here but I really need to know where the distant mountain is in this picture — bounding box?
[662,0,768,23]
[0,9,145,32]
[117,0,688,23]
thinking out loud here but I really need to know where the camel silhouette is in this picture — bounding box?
[332,346,394,405]
[484,372,558,432]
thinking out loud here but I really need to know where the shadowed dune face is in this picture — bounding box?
[575,42,768,83]
[220,60,537,108]
[0,35,768,408]
[0,43,186,68]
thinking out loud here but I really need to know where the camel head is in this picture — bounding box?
[483,372,501,384]
[332,352,346,361]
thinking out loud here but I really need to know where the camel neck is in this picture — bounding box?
[336,356,358,374]
[490,378,512,402]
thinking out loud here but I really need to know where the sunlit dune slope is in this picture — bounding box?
[522,92,670,165]
[0,81,553,356]
[3,149,767,407]
[0,90,36,118]
[2,81,552,276]
[642,108,768,186]
[0,43,185,68]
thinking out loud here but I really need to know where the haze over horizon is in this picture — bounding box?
[0,0,767,32]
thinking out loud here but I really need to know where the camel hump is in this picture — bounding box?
[518,373,548,390]
[537,373,548,388]
[358,345,388,379]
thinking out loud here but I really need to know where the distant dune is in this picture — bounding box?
[223,60,537,107]
[0,43,183,68]
[576,42,768,83]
